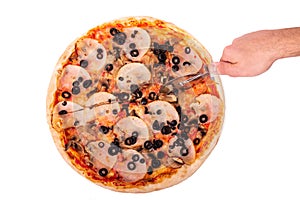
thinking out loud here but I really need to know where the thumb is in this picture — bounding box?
[216,61,240,77]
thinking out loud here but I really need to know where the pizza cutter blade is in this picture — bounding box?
[160,63,217,92]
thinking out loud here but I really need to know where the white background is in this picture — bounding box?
[1,0,299,199]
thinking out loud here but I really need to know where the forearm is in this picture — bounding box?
[273,27,300,59]
[217,27,300,77]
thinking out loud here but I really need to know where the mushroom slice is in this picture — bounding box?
[190,94,222,123]
[166,157,184,169]
[113,149,147,182]
[52,101,85,129]
[116,63,151,92]
[114,116,150,148]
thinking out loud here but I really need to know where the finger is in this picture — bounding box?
[220,45,236,62]
[216,61,242,77]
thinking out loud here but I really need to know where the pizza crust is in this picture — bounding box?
[46,38,78,170]
[46,16,225,193]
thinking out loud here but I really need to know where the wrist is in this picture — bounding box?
[272,28,300,60]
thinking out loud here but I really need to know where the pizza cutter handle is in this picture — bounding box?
[205,62,218,75]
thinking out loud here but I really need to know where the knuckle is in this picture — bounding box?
[224,44,233,52]
[221,45,233,60]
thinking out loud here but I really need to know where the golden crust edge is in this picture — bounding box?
[46,38,80,174]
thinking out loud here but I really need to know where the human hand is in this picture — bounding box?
[217,30,279,77]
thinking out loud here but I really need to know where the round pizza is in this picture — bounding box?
[46,16,225,193]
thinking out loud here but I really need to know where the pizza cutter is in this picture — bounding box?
[161,63,218,92]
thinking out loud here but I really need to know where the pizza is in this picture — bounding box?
[46,16,225,193]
